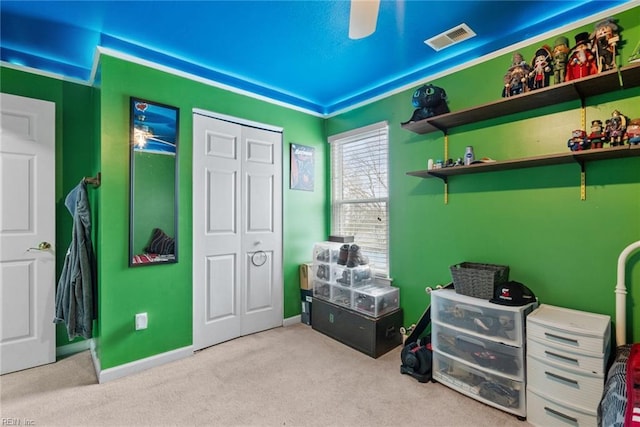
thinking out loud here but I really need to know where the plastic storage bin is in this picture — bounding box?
[331,283,353,307]
[312,241,343,264]
[334,264,373,287]
[313,280,331,300]
[352,284,399,317]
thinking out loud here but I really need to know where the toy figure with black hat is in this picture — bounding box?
[490,281,536,306]
[566,32,598,81]
[529,45,553,90]
[588,119,606,149]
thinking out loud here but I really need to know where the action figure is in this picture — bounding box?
[502,52,531,97]
[529,46,552,90]
[591,18,620,72]
[606,110,628,146]
[568,129,590,151]
[566,32,598,81]
[587,119,606,149]
[552,36,570,84]
[626,118,640,145]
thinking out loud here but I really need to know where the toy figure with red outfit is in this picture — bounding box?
[568,129,590,151]
[566,32,598,81]
[591,18,620,72]
[626,119,640,145]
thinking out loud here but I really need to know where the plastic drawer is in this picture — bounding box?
[312,262,338,284]
[431,289,536,347]
[527,387,597,427]
[528,336,608,375]
[527,353,604,410]
[432,321,524,379]
[527,304,610,358]
[433,350,525,416]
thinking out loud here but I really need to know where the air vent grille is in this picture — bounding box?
[424,23,476,51]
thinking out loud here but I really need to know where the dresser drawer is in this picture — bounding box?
[431,289,535,347]
[527,387,597,427]
[527,305,610,357]
[433,321,524,379]
[527,354,604,410]
[433,350,525,416]
[528,337,608,374]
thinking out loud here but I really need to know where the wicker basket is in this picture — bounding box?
[450,262,510,299]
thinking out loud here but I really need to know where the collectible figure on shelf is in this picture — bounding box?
[568,129,590,151]
[401,84,449,125]
[552,36,570,84]
[588,119,606,149]
[566,32,598,81]
[606,110,628,146]
[626,119,640,145]
[529,46,553,90]
[591,17,620,72]
[502,52,531,97]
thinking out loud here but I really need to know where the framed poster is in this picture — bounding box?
[290,143,315,191]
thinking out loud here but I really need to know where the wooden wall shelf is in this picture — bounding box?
[407,145,640,181]
[401,63,640,135]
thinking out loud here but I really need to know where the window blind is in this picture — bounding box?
[329,121,389,276]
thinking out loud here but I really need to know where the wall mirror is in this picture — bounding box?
[129,97,179,267]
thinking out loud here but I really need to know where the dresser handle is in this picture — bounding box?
[545,350,579,365]
[545,371,579,386]
[544,332,578,345]
[544,406,578,424]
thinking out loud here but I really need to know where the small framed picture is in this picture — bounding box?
[290,143,315,191]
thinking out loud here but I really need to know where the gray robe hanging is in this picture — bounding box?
[54,180,96,340]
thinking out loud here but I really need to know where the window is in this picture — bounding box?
[329,121,389,276]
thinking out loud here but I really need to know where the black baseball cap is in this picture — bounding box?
[490,281,536,306]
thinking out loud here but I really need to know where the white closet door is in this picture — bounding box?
[193,112,282,351]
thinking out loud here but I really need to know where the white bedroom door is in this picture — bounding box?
[192,111,282,351]
[0,93,56,374]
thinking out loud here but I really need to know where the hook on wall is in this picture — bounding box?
[84,172,101,188]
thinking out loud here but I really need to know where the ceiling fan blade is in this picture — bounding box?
[349,0,380,39]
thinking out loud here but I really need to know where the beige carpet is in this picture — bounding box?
[1,323,531,426]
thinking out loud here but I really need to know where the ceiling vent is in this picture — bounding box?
[424,23,476,51]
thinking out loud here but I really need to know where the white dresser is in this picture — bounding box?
[431,289,537,419]
[526,304,611,427]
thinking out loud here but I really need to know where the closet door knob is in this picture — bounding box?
[28,242,51,251]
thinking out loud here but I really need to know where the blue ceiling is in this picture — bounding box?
[0,1,634,115]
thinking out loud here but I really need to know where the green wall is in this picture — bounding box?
[326,7,640,344]
[97,55,326,369]
[2,5,639,371]
[0,67,99,348]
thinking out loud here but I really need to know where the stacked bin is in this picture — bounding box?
[311,242,399,317]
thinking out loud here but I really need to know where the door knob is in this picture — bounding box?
[28,242,51,251]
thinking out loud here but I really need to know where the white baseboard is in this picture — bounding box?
[283,315,301,327]
[56,339,91,358]
[91,343,193,383]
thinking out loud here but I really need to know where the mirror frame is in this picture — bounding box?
[129,97,179,267]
